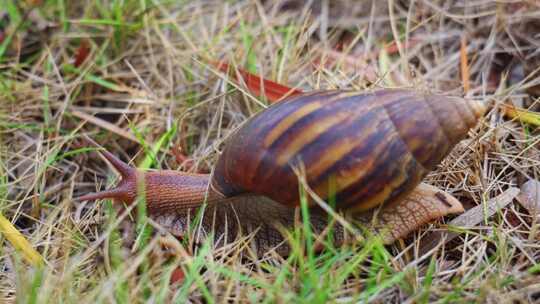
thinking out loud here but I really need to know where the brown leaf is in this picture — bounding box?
[170,267,185,285]
[26,0,44,6]
[213,60,303,103]
[419,187,520,254]
[516,180,540,216]
[460,36,470,93]
[73,39,91,67]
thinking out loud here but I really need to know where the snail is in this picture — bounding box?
[78,89,485,255]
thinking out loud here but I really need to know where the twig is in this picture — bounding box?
[419,187,519,255]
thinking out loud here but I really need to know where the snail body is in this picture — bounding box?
[79,89,485,254]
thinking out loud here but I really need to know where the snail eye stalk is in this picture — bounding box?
[76,148,137,203]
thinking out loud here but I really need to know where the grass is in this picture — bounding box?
[1,0,540,302]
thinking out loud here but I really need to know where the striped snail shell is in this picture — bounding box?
[212,89,485,213]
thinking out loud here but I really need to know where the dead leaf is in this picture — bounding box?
[213,60,303,103]
[27,0,44,6]
[73,39,91,67]
[419,187,520,254]
[170,267,185,285]
[516,180,540,216]
[460,36,470,93]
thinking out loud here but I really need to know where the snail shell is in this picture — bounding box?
[212,89,484,213]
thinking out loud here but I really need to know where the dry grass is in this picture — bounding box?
[1,0,540,302]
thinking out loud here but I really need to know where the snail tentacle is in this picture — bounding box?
[76,149,138,203]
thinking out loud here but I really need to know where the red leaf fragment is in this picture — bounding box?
[170,267,185,285]
[74,39,91,67]
[212,60,303,103]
